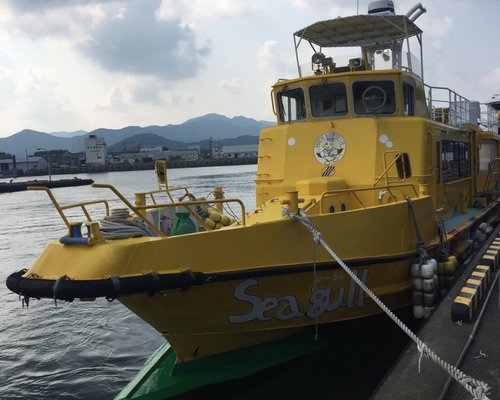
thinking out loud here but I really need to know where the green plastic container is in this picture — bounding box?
[171,212,196,235]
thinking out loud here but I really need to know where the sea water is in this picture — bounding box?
[0,166,256,399]
[0,165,412,399]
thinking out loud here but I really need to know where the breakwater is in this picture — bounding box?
[12,157,257,178]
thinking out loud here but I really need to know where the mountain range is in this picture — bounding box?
[0,114,273,157]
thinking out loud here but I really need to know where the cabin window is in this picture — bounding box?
[309,82,348,117]
[277,88,306,123]
[459,142,470,177]
[479,140,497,172]
[403,82,415,116]
[352,80,396,115]
[442,140,470,182]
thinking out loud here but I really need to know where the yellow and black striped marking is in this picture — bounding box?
[451,264,491,322]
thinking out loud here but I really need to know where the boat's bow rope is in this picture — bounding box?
[99,208,155,239]
[282,207,491,400]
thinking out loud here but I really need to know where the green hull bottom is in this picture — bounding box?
[115,331,325,400]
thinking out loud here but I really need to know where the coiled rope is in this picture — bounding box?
[100,208,156,239]
[282,207,491,400]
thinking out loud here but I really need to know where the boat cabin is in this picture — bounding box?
[256,7,500,224]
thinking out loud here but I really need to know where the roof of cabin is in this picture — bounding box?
[294,15,422,48]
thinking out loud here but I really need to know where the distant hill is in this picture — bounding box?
[109,133,259,153]
[49,130,88,138]
[0,114,273,157]
[108,133,186,153]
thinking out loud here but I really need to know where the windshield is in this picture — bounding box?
[309,82,348,118]
[277,88,306,123]
[353,80,396,115]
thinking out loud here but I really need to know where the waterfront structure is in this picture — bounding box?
[222,144,258,158]
[85,134,107,166]
[14,156,49,173]
[0,152,16,176]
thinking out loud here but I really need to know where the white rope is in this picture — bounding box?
[100,208,155,239]
[283,207,491,400]
[312,237,319,341]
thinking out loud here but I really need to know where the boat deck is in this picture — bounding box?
[372,228,500,400]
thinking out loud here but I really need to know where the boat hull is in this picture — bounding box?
[119,256,415,362]
[10,196,438,361]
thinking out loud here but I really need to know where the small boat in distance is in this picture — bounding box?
[0,177,94,193]
[6,1,500,398]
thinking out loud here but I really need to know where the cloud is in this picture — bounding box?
[156,0,264,26]
[2,1,211,81]
[480,67,500,90]
[0,68,16,106]
[258,40,295,77]
[14,70,76,128]
[219,78,241,94]
[96,84,130,112]
[2,1,105,42]
[79,2,211,81]
[419,16,453,49]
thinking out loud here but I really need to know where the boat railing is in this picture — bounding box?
[94,183,246,231]
[28,186,110,228]
[135,198,247,227]
[319,183,419,213]
[373,151,411,187]
[139,187,190,205]
[481,158,500,195]
[425,85,471,128]
[480,103,500,133]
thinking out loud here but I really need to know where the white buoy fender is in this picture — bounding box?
[422,278,435,292]
[410,262,421,278]
[475,230,487,243]
[412,290,423,305]
[421,259,437,279]
[413,305,424,319]
[423,292,435,307]
[423,306,434,319]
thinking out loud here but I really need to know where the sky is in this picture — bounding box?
[0,0,499,137]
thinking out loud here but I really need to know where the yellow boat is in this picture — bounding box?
[6,1,500,398]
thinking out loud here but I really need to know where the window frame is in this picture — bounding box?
[402,81,415,116]
[351,79,398,116]
[276,87,307,123]
[441,139,471,182]
[309,81,349,119]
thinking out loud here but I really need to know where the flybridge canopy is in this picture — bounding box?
[294,15,422,48]
[293,14,424,79]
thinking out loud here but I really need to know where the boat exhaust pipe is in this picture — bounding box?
[406,2,427,22]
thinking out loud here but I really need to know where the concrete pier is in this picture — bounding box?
[372,229,500,400]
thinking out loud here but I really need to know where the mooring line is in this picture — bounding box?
[282,207,491,400]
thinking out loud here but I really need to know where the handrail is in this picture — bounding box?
[373,151,404,187]
[28,186,70,227]
[425,84,470,128]
[141,187,190,204]
[482,158,500,194]
[135,198,247,226]
[28,188,110,229]
[320,183,419,213]
[60,199,111,223]
[444,176,472,186]
[92,183,165,237]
